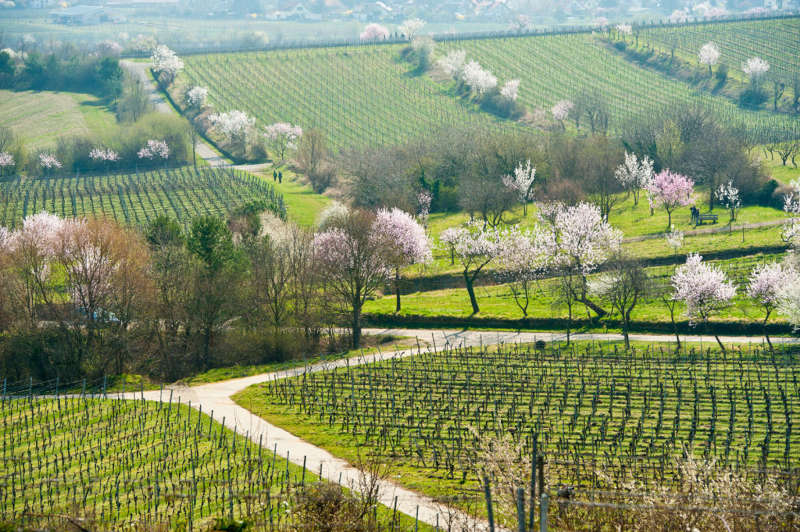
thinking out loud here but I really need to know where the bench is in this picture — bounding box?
[694,213,719,226]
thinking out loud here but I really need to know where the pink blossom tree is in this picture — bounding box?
[360,23,389,42]
[90,147,120,173]
[672,253,736,352]
[647,169,694,229]
[314,209,389,348]
[538,202,622,325]
[502,160,536,215]
[38,153,62,175]
[373,208,431,312]
[748,262,796,347]
[440,221,503,314]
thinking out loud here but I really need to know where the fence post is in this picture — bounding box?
[529,433,537,531]
[483,477,495,532]
[516,487,526,532]
[539,493,549,532]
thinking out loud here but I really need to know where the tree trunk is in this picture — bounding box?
[352,303,362,349]
[465,272,480,315]
[764,311,773,350]
[395,268,402,314]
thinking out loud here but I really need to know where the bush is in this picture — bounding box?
[739,87,768,109]
[715,63,729,83]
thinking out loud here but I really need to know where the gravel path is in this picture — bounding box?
[104,327,796,529]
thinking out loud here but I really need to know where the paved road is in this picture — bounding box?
[106,327,795,529]
[120,61,230,168]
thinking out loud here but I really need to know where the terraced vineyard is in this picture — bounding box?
[179,46,515,152]
[437,31,800,142]
[0,166,285,228]
[242,343,800,500]
[639,17,800,81]
[0,393,313,530]
[178,17,800,151]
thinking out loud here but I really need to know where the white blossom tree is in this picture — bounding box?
[263,122,303,164]
[672,253,736,352]
[665,226,684,255]
[90,147,120,173]
[185,86,208,111]
[782,179,800,246]
[743,56,770,89]
[372,208,432,312]
[437,50,466,79]
[38,153,62,175]
[716,180,740,223]
[614,151,654,207]
[440,221,503,314]
[138,140,170,167]
[0,152,15,176]
[399,18,425,39]
[698,42,720,77]
[495,226,548,317]
[502,160,536,215]
[461,60,497,94]
[209,110,254,153]
[417,191,431,227]
[500,79,520,102]
[551,100,573,129]
[749,262,796,347]
[150,45,183,87]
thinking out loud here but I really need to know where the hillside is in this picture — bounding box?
[176,16,800,152]
[0,166,285,228]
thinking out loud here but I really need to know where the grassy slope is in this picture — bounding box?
[0,89,117,150]
[251,167,331,227]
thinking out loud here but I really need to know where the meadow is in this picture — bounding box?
[235,341,800,526]
[0,166,285,228]
[0,90,117,151]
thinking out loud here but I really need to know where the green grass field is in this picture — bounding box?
[366,252,787,327]
[254,167,331,227]
[1,394,431,530]
[0,166,285,228]
[235,340,800,526]
[0,90,117,150]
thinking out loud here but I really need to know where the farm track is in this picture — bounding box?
[622,218,787,242]
[103,327,799,529]
[120,61,230,168]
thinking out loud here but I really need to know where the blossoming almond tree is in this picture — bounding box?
[360,23,389,42]
[314,209,389,348]
[150,45,183,88]
[90,147,120,173]
[399,18,425,39]
[551,100,573,129]
[0,151,14,176]
[782,179,800,245]
[716,180,740,223]
[672,253,736,352]
[138,140,170,166]
[502,160,536,215]
[440,221,503,314]
[38,153,62,175]
[185,86,209,110]
[748,262,796,347]
[500,79,520,102]
[372,208,432,313]
[209,110,254,153]
[495,226,548,317]
[461,60,497,95]
[264,122,303,164]
[698,42,720,77]
[538,202,623,322]
[647,170,694,230]
[437,50,466,79]
[614,151,654,207]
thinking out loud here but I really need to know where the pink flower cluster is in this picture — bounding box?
[373,208,432,268]
[38,153,62,170]
[360,23,390,41]
[90,148,120,162]
[672,254,736,323]
[138,140,170,160]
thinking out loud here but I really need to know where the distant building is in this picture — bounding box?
[49,5,105,25]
